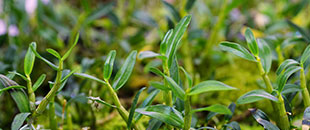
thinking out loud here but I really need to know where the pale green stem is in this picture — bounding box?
[49,97,57,130]
[26,75,36,112]
[300,65,310,107]
[104,81,144,130]
[33,60,63,116]
[256,57,290,130]
[162,59,173,130]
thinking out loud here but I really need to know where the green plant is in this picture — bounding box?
[220,28,310,130]
[138,15,237,130]
[0,34,79,130]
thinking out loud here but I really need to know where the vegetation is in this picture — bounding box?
[1,0,310,129]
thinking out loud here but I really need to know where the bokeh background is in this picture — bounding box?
[0,0,309,129]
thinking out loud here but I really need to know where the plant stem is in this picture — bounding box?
[34,60,63,116]
[163,59,173,107]
[49,97,57,130]
[26,75,36,112]
[300,65,310,107]
[256,57,290,130]
[105,81,144,130]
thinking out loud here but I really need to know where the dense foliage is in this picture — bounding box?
[1,0,310,129]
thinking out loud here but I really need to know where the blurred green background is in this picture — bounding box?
[0,0,309,129]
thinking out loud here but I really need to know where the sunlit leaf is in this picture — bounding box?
[104,50,116,80]
[46,48,61,59]
[276,66,301,92]
[32,74,46,91]
[188,80,237,95]
[245,28,259,56]
[237,90,279,104]
[276,59,299,75]
[112,51,137,90]
[220,41,256,61]
[24,42,36,76]
[164,76,185,100]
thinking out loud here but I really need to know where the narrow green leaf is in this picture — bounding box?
[257,39,272,73]
[185,0,196,11]
[281,84,301,94]
[149,81,170,91]
[0,74,30,112]
[30,44,58,70]
[149,67,165,77]
[164,76,185,100]
[24,42,36,76]
[127,87,146,129]
[104,50,116,80]
[112,51,137,90]
[179,67,192,87]
[146,118,162,130]
[160,29,173,55]
[8,71,28,81]
[249,108,279,130]
[88,96,116,108]
[276,59,299,75]
[162,0,181,21]
[138,51,161,60]
[166,15,191,67]
[62,33,79,61]
[74,73,107,85]
[237,90,279,104]
[245,28,259,56]
[32,74,46,91]
[11,113,31,130]
[188,80,237,95]
[287,20,310,43]
[301,45,310,65]
[134,90,160,122]
[61,69,77,83]
[276,66,301,92]
[0,85,25,93]
[219,42,256,61]
[46,48,61,59]
[192,104,232,115]
[135,104,184,128]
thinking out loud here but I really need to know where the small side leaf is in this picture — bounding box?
[112,51,137,90]
[30,44,58,70]
[257,39,272,73]
[46,48,61,59]
[188,80,237,95]
[11,113,31,130]
[135,104,184,128]
[62,32,79,61]
[164,76,185,100]
[32,74,46,91]
[276,59,299,75]
[276,66,301,92]
[301,45,310,65]
[138,51,162,60]
[24,42,36,76]
[245,28,259,56]
[104,50,116,80]
[219,42,256,61]
[149,67,165,77]
[74,73,107,85]
[179,67,192,87]
[149,81,170,91]
[237,90,279,104]
[160,29,173,55]
[192,104,232,115]
[127,87,146,129]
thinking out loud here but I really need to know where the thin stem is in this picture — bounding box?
[49,97,57,130]
[300,66,310,107]
[26,75,36,112]
[256,57,290,130]
[163,59,173,107]
[105,81,144,130]
[34,60,63,116]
